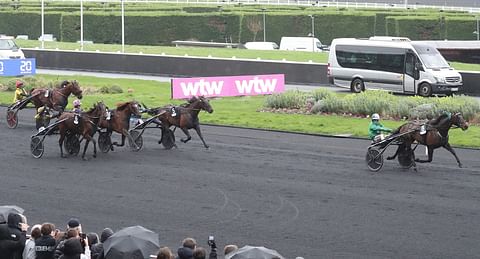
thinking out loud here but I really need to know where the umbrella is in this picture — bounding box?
[103,225,159,259]
[226,245,285,259]
[0,205,24,224]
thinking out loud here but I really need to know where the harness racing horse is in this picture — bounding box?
[57,102,106,160]
[29,80,83,117]
[154,96,213,149]
[387,112,469,168]
[98,101,141,151]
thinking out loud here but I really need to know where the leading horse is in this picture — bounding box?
[57,102,106,160]
[149,96,214,149]
[29,80,83,116]
[387,112,469,168]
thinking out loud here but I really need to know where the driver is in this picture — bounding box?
[368,113,392,143]
[12,80,28,103]
[72,99,82,125]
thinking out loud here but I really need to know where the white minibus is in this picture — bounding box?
[0,36,25,59]
[327,37,462,96]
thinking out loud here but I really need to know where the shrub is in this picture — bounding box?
[98,84,124,94]
[310,88,335,102]
[311,95,345,114]
[264,90,307,109]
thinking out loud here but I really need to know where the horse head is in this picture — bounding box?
[64,80,83,99]
[452,112,469,131]
[87,101,107,118]
[196,96,213,114]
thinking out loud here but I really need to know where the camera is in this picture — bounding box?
[80,233,87,239]
[207,236,216,248]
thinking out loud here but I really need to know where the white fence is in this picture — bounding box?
[49,0,480,13]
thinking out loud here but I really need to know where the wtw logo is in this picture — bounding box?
[235,77,277,94]
[180,79,224,96]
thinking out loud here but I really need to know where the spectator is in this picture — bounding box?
[156,247,174,259]
[176,238,196,259]
[35,223,57,259]
[91,228,114,259]
[0,213,29,259]
[54,218,83,259]
[193,247,206,259]
[206,237,217,259]
[59,229,90,259]
[223,245,238,257]
[86,233,98,248]
[23,224,42,259]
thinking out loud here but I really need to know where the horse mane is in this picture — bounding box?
[116,102,131,111]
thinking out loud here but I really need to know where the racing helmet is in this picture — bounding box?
[16,81,24,88]
[371,113,380,121]
[73,99,81,107]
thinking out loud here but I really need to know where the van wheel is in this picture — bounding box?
[418,83,432,97]
[351,78,364,93]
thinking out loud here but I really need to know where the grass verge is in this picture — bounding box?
[1,74,478,148]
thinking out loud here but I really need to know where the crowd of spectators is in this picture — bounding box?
[0,212,275,259]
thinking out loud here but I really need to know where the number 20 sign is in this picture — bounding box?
[0,59,36,76]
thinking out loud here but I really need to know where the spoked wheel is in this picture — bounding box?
[366,147,384,172]
[128,130,143,152]
[397,146,414,169]
[161,128,176,150]
[6,110,18,129]
[30,136,44,159]
[98,132,112,153]
[64,133,80,156]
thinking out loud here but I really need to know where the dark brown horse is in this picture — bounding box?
[387,112,469,168]
[98,101,141,150]
[30,80,83,115]
[153,96,213,149]
[57,102,106,160]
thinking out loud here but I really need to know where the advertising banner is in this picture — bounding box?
[171,74,285,99]
[0,58,36,76]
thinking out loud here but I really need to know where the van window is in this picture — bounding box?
[336,45,405,74]
[412,43,449,69]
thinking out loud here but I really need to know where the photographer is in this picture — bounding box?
[0,213,28,259]
[206,236,217,259]
[59,229,91,259]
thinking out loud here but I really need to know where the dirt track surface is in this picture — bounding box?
[1,107,480,258]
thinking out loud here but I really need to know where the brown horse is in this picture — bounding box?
[29,80,83,115]
[98,101,141,150]
[152,96,213,149]
[387,112,469,168]
[57,102,106,160]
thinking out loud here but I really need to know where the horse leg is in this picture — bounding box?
[386,145,400,160]
[443,143,462,168]
[58,132,66,158]
[180,128,192,143]
[91,136,97,159]
[194,125,209,149]
[82,137,90,161]
[415,147,434,163]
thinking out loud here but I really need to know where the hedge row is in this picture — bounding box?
[0,9,478,45]
[265,89,480,121]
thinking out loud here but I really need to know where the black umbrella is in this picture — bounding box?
[0,205,24,224]
[103,225,159,259]
[225,245,285,259]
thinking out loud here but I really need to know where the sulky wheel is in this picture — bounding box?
[366,147,384,172]
[128,130,143,152]
[397,146,414,169]
[64,133,80,156]
[30,136,44,159]
[98,132,112,153]
[161,128,176,150]
[6,110,18,129]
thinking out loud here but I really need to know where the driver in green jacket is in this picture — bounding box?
[368,113,392,142]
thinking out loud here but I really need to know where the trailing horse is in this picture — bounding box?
[387,112,469,168]
[29,80,83,116]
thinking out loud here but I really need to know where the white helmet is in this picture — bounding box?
[371,113,380,120]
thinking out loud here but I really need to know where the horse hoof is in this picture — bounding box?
[204,145,209,149]
[386,156,394,160]
[61,155,67,158]
[82,157,88,161]
[93,154,97,158]
[459,164,463,168]
[181,139,187,143]
[158,139,162,144]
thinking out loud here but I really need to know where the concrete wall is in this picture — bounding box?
[24,49,479,95]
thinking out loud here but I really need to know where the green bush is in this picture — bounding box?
[264,90,307,109]
[98,84,124,94]
[310,88,335,102]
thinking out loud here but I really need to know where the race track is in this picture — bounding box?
[1,107,480,259]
